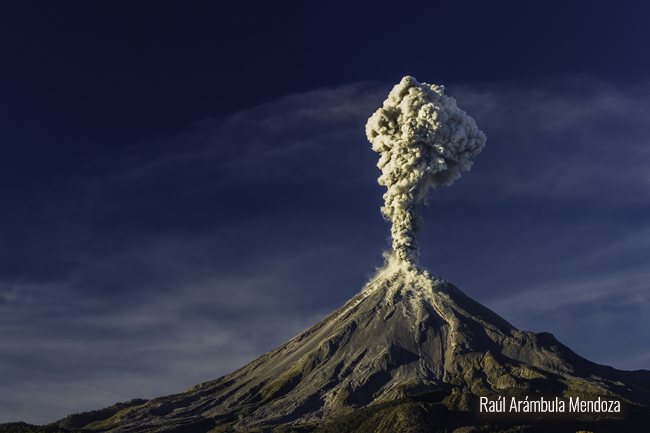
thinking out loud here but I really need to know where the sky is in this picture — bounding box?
[1,0,650,425]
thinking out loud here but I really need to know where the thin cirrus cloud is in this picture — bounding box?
[88,81,389,195]
[1,75,649,424]
[486,268,650,371]
[448,76,650,203]
[0,231,349,424]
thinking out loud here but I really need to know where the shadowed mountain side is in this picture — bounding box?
[81,264,650,433]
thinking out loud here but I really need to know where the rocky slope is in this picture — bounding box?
[63,263,650,432]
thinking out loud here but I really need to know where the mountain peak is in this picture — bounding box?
[85,261,649,432]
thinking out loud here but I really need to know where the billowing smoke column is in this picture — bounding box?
[366,76,486,265]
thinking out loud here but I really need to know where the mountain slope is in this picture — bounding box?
[77,262,650,432]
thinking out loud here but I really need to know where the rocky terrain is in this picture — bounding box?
[40,262,650,433]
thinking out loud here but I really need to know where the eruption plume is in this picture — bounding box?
[366,76,486,265]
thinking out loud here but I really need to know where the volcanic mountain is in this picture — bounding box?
[50,260,650,433]
[28,76,649,432]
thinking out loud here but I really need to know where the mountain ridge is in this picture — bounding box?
[51,260,649,432]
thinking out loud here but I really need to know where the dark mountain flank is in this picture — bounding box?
[39,262,650,433]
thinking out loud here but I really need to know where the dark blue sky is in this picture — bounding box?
[2,1,650,424]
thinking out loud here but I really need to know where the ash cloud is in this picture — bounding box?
[366,76,486,264]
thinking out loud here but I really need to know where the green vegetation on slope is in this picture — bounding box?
[8,350,650,433]
[269,388,647,433]
[52,399,148,431]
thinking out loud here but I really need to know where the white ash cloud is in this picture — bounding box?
[366,76,486,264]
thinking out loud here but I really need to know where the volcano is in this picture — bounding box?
[50,262,650,433]
[35,77,650,432]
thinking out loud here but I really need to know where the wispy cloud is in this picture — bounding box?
[0,228,357,423]
[83,82,388,194]
[447,76,650,203]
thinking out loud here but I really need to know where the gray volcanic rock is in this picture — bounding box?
[99,262,650,432]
